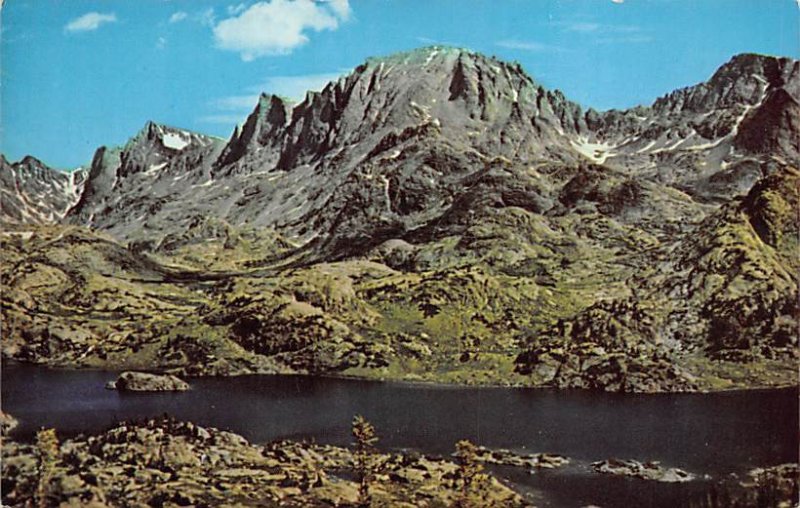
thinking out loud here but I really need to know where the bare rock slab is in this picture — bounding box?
[592,458,695,482]
[105,371,190,392]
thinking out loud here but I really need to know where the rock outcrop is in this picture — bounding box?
[106,371,190,392]
[592,458,695,482]
[0,412,19,436]
[471,446,570,471]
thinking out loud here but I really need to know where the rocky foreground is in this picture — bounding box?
[1,417,528,507]
[2,415,797,507]
[689,464,800,508]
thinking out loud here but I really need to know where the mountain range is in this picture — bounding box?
[2,47,797,391]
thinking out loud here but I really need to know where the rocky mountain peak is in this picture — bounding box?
[652,53,797,115]
[261,93,293,124]
[229,46,583,178]
[1,156,86,225]
[714,53,798,90]
[128,121,218,154]
[215,94,293,169]
[65,122,224,230]
[18,155,48,169]
[10,156,66,184]
[362,45,471,66]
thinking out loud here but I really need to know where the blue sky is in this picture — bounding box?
[2,0,797,169]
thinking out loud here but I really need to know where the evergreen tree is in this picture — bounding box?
[453,439,486,508]
[35,428,59,508]
[352,415,379,507]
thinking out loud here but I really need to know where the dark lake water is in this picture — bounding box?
[2,361,797,507]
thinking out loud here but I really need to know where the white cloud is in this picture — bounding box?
[496,40,567,53]
[551,21,648,42]
[64,12,117,33]
[557,21,641,34]
[227,3,247,15]
[169,11,188,23]
[612,0,625,3]
[325,0,351,21]
[156,36,167,49]
[566,22,601,33]
[212,0,351,61]
[597,35,653,44]
[197,8,217,27]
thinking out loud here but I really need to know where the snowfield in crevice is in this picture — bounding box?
[570,137,617,164]
[162,132,191,151]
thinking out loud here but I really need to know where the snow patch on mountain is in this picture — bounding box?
[571,137,617,164]
[162,133,191,151]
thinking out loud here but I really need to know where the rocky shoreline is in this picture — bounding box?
[2,411,797,507]
[0,411,19,436]
[470,446,570,471]
[5,357,799,396]
[591,458,696,482]
[1,416,529,507]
